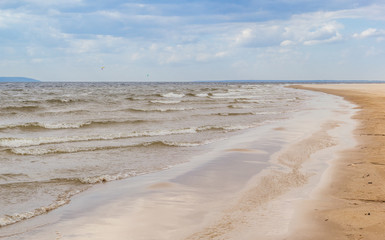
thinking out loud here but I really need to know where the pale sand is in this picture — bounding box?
[289,84,385,240]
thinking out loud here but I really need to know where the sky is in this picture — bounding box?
[1,0,385,82]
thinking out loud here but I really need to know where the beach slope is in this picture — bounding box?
[290,84,385,240]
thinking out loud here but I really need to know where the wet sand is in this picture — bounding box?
[289,84,385,240]
[0,89,357,240]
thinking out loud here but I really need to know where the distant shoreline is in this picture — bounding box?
[195,80,385,84]
[0,77,40,82]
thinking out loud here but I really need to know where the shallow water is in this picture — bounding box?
[0,82,309,227]
[0,86,358,240]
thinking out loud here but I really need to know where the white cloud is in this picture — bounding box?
[24,0,84,7]
[281,11,345,46]
[96,11,124,20]
[306,4,385,21]
[353,28,385,39]
[153,43,228,64]
[231,12,344,49]
[233,24,283,48]
[235,28,253,44]
[2,1,385,81]
[303,32,342,45]
[65,35,127,54]
[280,40,295,46]
[0,10,32,28]
[345,4,385,21]
[307,23,340,40]
[215,51,228,57]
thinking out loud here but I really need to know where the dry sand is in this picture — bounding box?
[289,84,385,240]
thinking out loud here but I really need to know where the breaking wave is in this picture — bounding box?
[1,105,42,112]
[161,92,185,98]
[9,139,222,155]
[1,124,253,149]
[149,100,182,104]
[45,98,89,104]
[0,188,83,227]
[0,119,149,130]
[214,112,256,116]
[124,107,194,112]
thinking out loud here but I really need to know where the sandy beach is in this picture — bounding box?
[3,0,385,238]
[290,84,385,240]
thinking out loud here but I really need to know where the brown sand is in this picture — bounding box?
[289,84,385,240]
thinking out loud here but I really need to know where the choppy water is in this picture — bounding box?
[0,82,310,227]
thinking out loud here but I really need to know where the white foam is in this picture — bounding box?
[150,100,181,104]
[0,122,83,130]
[0,128,200,148]
[153,107,194,112]
[78,173,134,184]
[40,122,85,129]
[11,138,223,155]
[161,92,185,98]
[254,111,282,115]
[163,139,220,147]
[0,189,82,227]
[209,92,258,99]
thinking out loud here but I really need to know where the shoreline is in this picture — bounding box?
[289,84,385,239]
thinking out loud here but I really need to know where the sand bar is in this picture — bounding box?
[289,84,385,240]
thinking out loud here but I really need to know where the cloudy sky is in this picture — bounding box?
[1,0,385,81]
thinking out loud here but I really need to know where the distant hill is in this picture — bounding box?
[0,77,40,82]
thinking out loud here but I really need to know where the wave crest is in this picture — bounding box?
[0,119,148,130]
[161,92,185,98]
[9,139,217,155]
[1,124,256,149]
[0,188,82,227]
